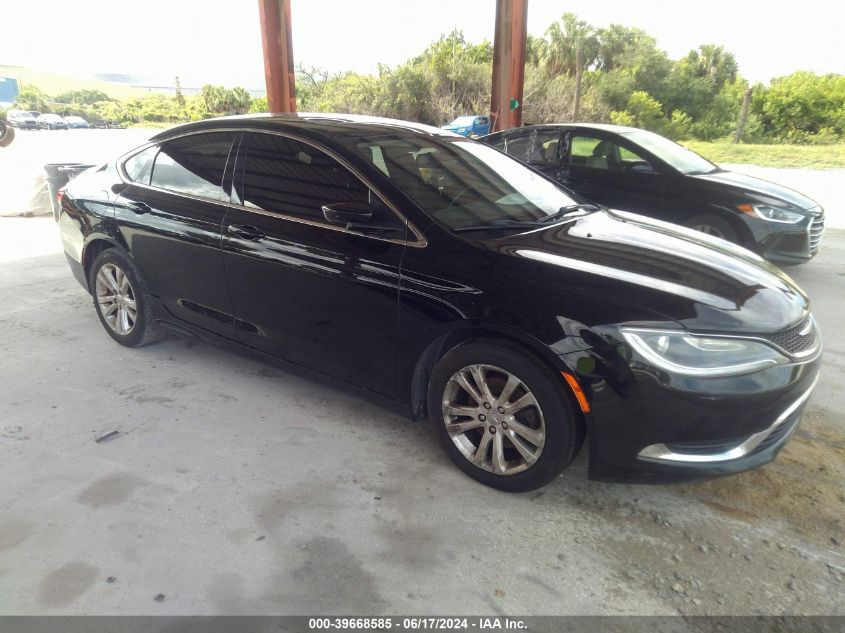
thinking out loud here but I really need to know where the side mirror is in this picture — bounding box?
[321,202,373,227]
[628,162,657,175]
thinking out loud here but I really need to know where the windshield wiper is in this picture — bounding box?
[535,203,601,224]
[453,219,539,233]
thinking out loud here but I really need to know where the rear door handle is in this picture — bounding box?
[227,224,265,241]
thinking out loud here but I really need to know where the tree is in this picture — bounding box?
[541,13,599,76]
[174,76,186,111]
[54,89,112,105]
[15,85,51,112]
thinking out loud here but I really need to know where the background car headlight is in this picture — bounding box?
[738,203,804,224]
[621,329,787,377]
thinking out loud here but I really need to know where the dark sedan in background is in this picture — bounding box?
[483,123,825,264]
[58,114,820,490]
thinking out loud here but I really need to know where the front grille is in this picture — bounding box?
[808,208,825,252]
[761,314,818,357]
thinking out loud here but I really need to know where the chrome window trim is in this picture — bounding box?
[116,127,427,248]
[637,373,819,464]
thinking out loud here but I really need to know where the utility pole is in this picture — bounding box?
[258,0,297,112]
[490,0,528,132]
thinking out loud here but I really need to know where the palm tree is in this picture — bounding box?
[541,13,598,76]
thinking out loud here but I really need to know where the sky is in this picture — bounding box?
[1,0,844,90]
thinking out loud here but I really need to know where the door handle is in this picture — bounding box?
[227,224,265,241]
[127,201,151,214]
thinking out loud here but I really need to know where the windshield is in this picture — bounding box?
[622,129,717,174]
[341,134,582,231]
[42,114,62,121]
[65,116,83,122]
[448,116,476,127]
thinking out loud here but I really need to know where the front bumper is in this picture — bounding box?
[562,341,821,483]
[749,207,825,265]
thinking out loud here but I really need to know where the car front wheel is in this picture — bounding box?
[89,249,160,347]
[683,214,739,243]
[427,340,583,492]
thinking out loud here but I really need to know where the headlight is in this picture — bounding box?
[621,328,787,377]
[738,203,804,224]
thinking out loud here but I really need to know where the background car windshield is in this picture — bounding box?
[344,135,580,230]
[449,116,476,126]
[622,129,716,174]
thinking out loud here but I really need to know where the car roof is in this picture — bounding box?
[492,122,644,135]
[150,113,459,145]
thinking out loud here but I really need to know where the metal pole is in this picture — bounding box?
[490,0,528,132]
[258,0,297,112]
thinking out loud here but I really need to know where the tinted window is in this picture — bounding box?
[570,135,650,172]
[124,146,158,184]
[342,135,580,231]
[241,132,386,224]
[150,132,237,200]
[494,130,561,166]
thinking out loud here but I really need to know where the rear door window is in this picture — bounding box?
[493,130,562,166]
[123,146,158,185]
[149,132,238,201]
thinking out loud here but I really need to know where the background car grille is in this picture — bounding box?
[761,314,818,357]
[809,208,825,252]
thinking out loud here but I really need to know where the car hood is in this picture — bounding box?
[488,210,809,334]
[687,169,818,210]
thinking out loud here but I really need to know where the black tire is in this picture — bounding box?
[427,340,584,492]
[88,248,160,347]
[683,214,739,244]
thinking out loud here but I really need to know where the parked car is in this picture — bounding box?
[64,115,90,129]
[442,115,490,137]
[58,114,821,491]
[6,109,38,129]
[92,119,125,129]
[482,124,825,265]
[37,113,69,130]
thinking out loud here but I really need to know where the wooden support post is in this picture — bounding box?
[490,0,528,133]
[258,0,296,112]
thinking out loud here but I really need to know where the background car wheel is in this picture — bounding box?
[427,340,584,492]
[89,249,160,347]
[683,214,739,243]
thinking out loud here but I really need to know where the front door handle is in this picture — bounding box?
[227,224,265,241]
[128,201,151,214]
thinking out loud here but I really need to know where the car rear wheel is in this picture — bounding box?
[683,214,738,243]
[427,340,583,492]
[89,249,160,347]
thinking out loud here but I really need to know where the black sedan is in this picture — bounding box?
[482,123,825,265]
[58,114,821,491]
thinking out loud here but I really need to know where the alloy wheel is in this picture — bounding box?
[442,364,546,475]
[690,223,725,239]
[95,263,137,335]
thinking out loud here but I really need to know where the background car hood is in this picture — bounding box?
[490,210,809,334]
[688,169,818,210]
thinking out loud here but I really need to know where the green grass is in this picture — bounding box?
[0,65,160,101]
[682,140,845,169]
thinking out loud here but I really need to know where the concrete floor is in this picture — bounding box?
[0,218,842,616]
